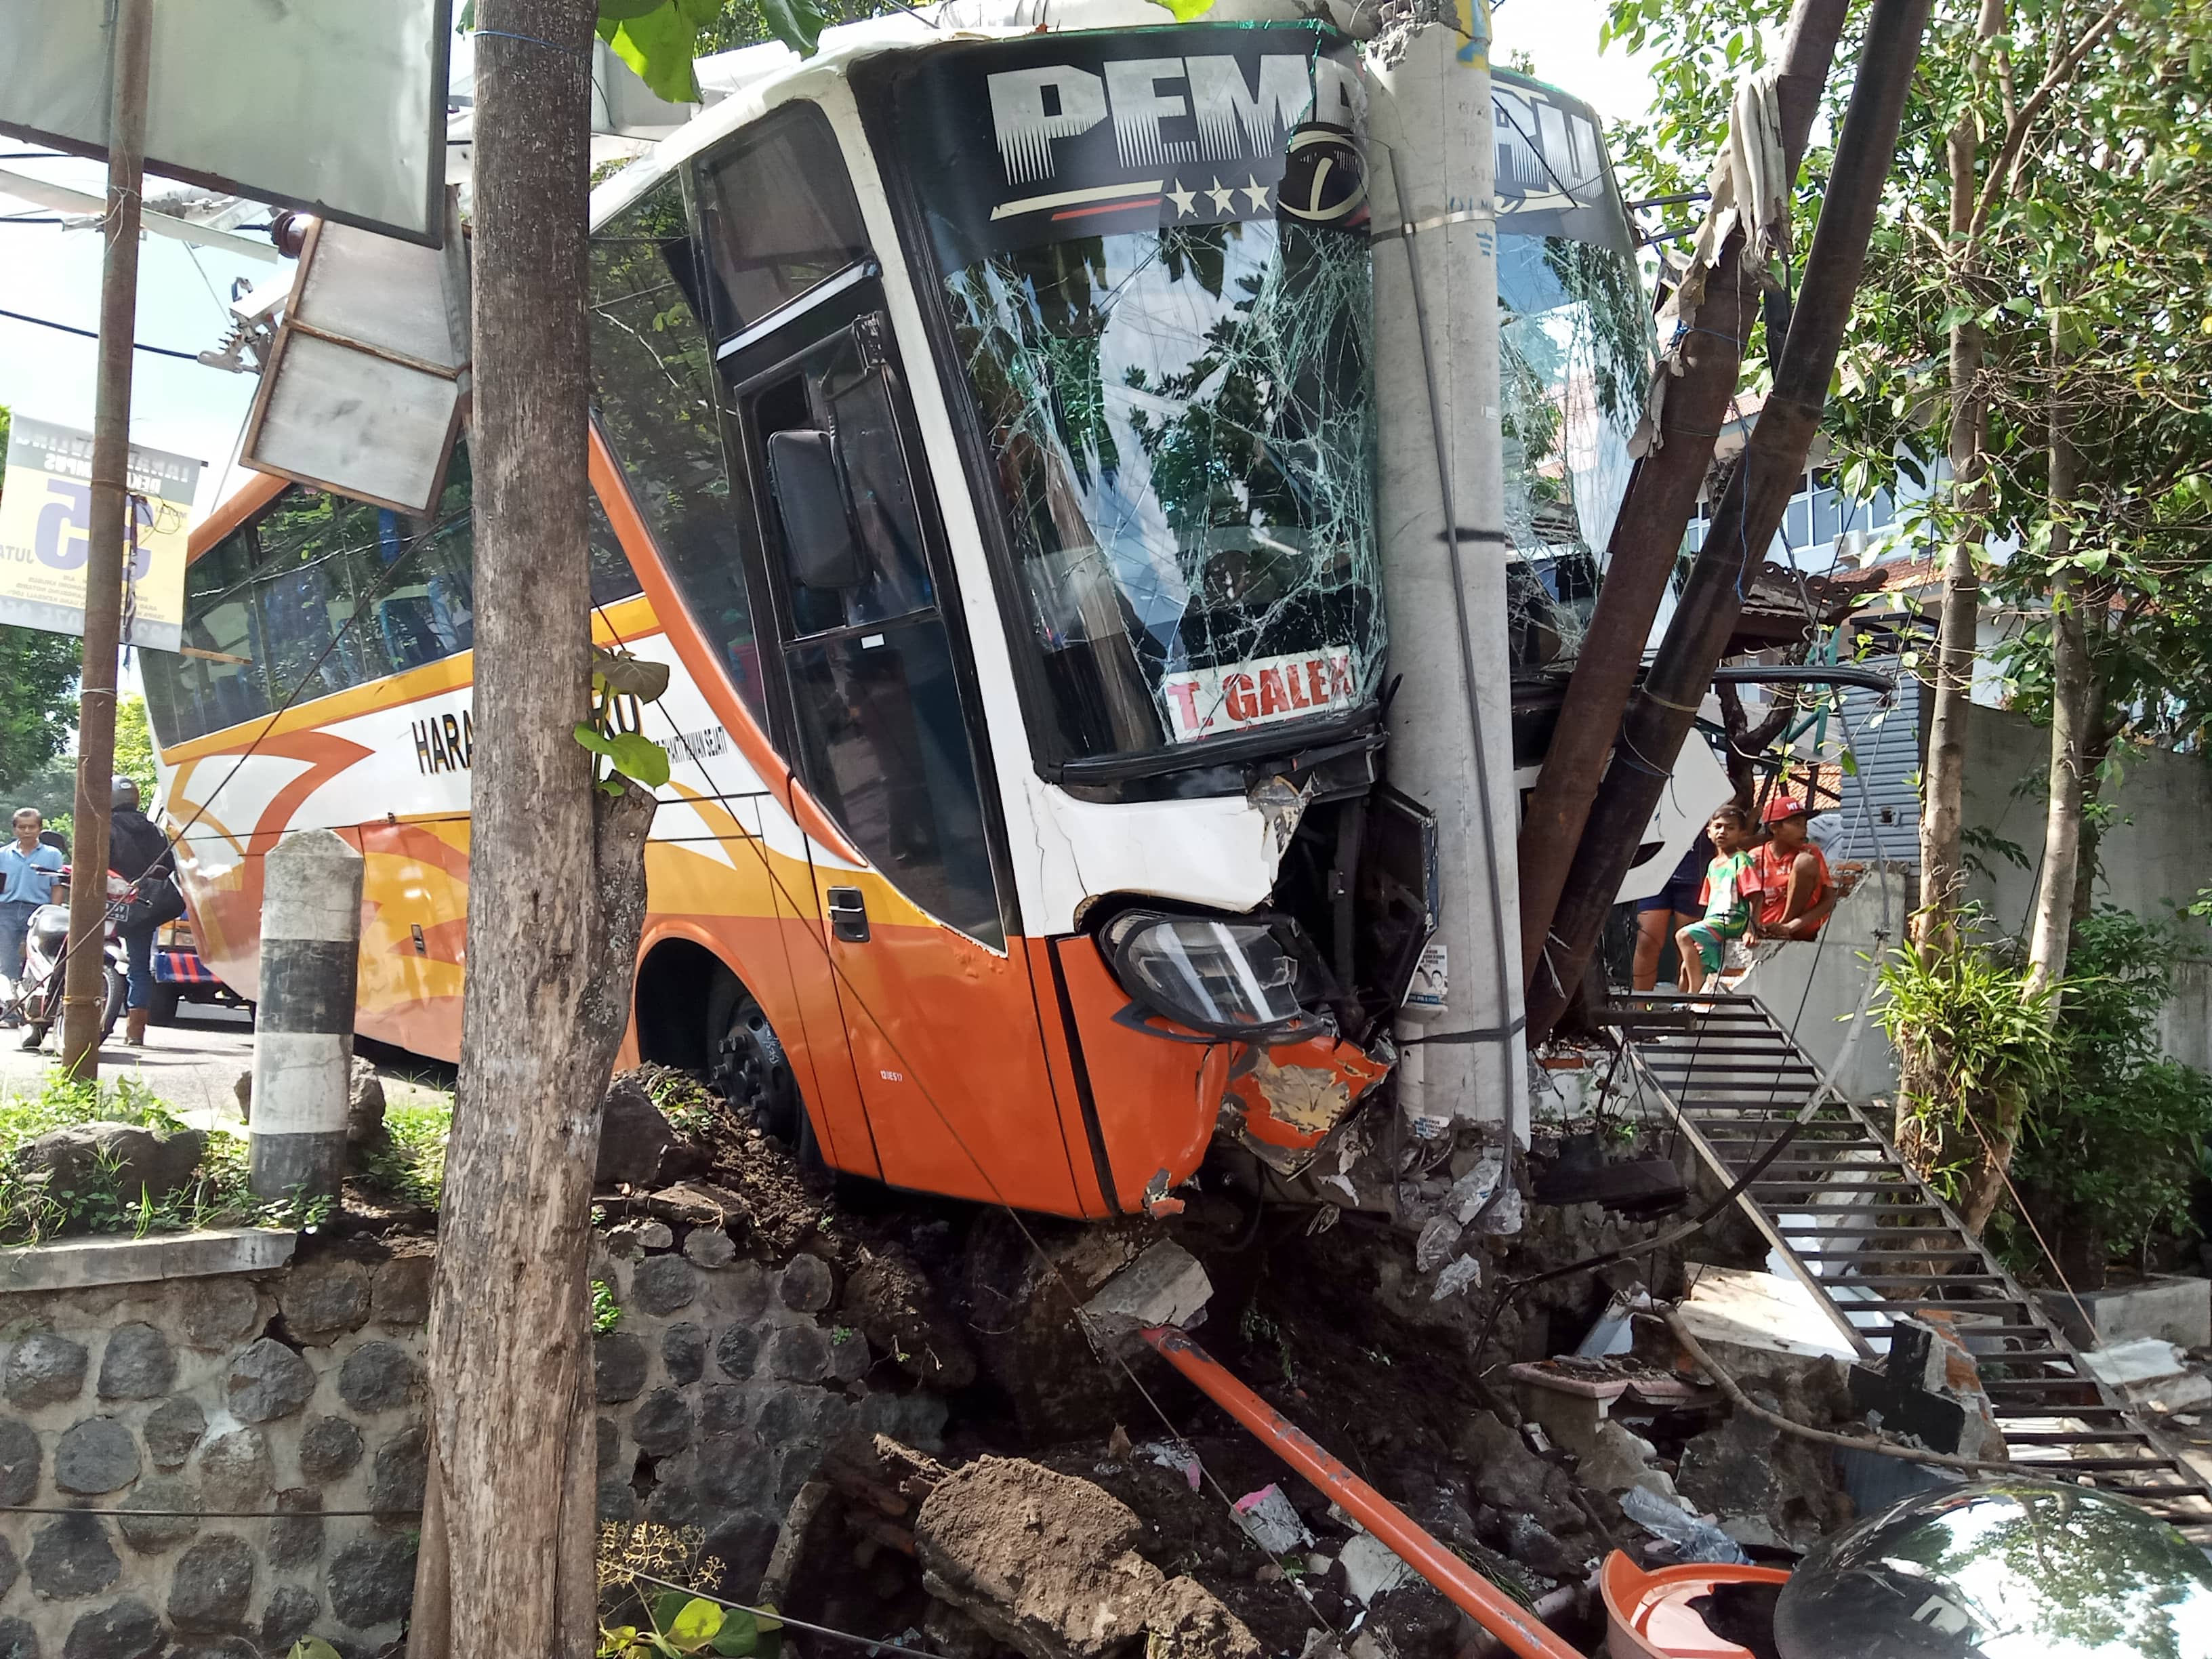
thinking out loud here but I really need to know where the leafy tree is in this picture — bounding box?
[112,693,156,807]
[0,405,85,797]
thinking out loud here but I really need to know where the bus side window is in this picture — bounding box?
[144,453,480,753]
[588,497,644,610]
[695,104,870,335]
[142,529,276,746]
[589,175,772,730]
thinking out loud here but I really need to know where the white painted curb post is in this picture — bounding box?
[249,830,364,1201]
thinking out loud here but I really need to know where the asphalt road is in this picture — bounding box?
[0,1006,451,1130]
[1,1004,257,1126]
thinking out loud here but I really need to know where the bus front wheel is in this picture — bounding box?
[712,989,810,1158]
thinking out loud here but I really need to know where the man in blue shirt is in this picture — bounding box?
[1,807,66,1020]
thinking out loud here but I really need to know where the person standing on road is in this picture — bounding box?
[106,780,178,1048]
[1,808,65,1023]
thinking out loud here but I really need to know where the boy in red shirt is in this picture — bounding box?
[1749,794,1836,941]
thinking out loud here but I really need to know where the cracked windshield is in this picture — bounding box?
[893,29,1380,762]
[1493,72,1654,676]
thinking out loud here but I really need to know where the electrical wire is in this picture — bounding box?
[0,304,204,362]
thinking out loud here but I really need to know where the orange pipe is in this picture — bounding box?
[1139,1326,1584,1659]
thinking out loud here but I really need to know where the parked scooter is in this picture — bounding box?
[16,867,129,1050]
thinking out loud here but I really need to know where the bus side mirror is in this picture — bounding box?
[766,428,863,590]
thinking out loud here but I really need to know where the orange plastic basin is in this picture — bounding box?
[1600,1550,1792,1659]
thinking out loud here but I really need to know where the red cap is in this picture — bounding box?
[1762,794,1812,824]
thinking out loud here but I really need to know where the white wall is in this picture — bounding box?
[1960,703,2212,1067]
[1735,868,1910,1103]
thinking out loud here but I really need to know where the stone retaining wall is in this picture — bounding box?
[0,1227,943,1658]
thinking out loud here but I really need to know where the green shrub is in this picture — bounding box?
[2007,909,2212,1274]
[1877,912,2059,1208]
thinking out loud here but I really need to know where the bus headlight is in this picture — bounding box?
[1101,911,1314,1040]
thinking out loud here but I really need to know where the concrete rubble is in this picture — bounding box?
[577,1069,2123,1659]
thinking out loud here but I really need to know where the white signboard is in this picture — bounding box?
[1161,646,1360,742]
[0,417,202,654]
[0,0,453,245]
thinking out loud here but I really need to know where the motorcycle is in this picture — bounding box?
[14,868,129,1050]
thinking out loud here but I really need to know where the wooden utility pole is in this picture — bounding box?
[1514,0,1850,1001]
[60,0,153,1078]
[409,0,657,1653]
[1526,0,1937,1045]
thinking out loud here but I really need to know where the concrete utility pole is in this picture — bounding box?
[248,831,365,1201]
[60,0,152,1078]
[1369,5,1525,1142]
[1525,0,1937,1044]
[1513,0,1851,1008]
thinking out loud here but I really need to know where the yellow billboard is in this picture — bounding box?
[0,416,201,653]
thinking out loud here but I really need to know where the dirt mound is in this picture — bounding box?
[913,1454,1265,1659]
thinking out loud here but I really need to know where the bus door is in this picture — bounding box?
[698,106,1082,1212]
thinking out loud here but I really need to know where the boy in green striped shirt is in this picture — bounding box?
[1676,804,1757,997]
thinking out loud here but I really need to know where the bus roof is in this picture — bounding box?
[588,0,1323,231]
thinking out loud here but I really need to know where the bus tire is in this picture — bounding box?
[712,989,805,1151]
[149,985,184,1025]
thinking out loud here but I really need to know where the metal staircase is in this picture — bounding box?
[1608,989,2212,1542]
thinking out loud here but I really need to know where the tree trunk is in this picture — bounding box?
[1717,681,1800,808]
[2070,704,2112,928]
[2024,305,2089,1002]
[1957,1081,2026,1234]
[409,3,659,1654]
[1914,0,2008,954]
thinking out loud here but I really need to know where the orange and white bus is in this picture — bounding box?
[145,10,1660,1218]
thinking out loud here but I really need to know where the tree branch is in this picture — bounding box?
[1969,0,2132,243]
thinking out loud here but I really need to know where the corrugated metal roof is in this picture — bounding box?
[1813,659,1919,863]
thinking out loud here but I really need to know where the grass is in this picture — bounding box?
[358,1101,453,1211]
[0,1069,453,1246]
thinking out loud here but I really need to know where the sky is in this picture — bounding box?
[1491,0,1662,126]
[0,0,1652,532]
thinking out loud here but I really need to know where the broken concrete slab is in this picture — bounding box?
[914,1457,1259,1659]
[1675,1265,1863,1370]
[1337,1532,1413,1606]
[1229,1486,1309,1557]
[2040,1275,2211,1353]
[1080,1241,1212,1349]
[2081,1339,2212,1415]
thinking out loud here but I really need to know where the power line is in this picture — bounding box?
[0,303,203,362]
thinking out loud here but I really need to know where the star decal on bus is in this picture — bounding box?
[1205,177,1235,213]
[1166,181,1197,218]
[1240,177,1271,211]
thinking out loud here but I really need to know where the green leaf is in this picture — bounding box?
[668,1599,725,1647]
[605,3,701,102]
[1838,748,1858,777]
[574,723,619,762]
[652,1591,692,1633]
[592,644,672,703]
[711,1609,759,1657]
[1150,0,1216,17]
[607,731,672,788]
[290,1643,346,1659]
[671,0,722,25]
[758,0,831,57]
[598,0,668,19]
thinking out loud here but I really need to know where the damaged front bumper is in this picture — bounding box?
[1216,1027,1395,1176]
